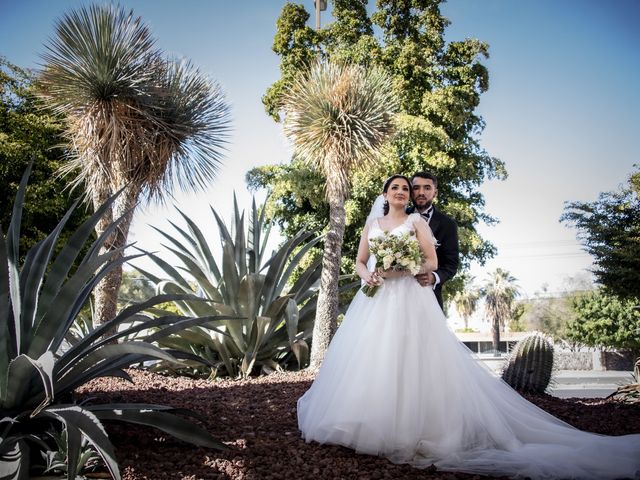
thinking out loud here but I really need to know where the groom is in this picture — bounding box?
[408,172,459,310]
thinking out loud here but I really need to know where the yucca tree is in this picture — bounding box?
[282,60,398,370]
[453,276,480,331]
[482,268,520,356]
[37,4,231,328]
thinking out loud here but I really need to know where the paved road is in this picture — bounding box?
[550,387,615,399]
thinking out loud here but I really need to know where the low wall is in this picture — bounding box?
[601,351,637,371]
[553,351,593,370]
[552,350,637,371]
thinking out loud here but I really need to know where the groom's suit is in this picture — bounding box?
[407,205,459,310]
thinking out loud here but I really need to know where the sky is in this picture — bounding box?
[1,0,639,300]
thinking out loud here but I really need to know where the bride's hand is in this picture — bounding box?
[378,269,409,279]
[362,271,383,287]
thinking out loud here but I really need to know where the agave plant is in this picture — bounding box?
[0,164,227,480]
[41,428,101,478]
[136,196,357,378]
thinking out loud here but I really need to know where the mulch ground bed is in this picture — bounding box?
[77,369,640,480]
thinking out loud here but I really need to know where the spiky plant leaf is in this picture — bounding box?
[1,165,226,477]
[137,197,331,377]
[42,406,120,480]
[89,404,226,450]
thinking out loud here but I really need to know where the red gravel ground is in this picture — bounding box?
[77,369,640,480]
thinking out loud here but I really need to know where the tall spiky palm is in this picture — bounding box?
[482,268,520,356]
[38,5,231,327]
[282,60,398,370]
[454,276,480,331]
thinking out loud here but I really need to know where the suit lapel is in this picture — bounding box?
[429,208,441,236]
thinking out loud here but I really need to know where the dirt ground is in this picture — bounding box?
[78,369,640,480]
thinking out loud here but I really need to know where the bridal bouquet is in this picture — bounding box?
[361,231,425,297]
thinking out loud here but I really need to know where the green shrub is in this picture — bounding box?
[565,290,640,354]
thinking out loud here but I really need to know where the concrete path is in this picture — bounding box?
[476,356,635,398]
[548,370,634,398]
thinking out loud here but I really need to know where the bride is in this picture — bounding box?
[297,174,640,479]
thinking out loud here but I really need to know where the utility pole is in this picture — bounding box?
[315,0,327,30]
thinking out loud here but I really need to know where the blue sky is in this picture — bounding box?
[1,0,638,298]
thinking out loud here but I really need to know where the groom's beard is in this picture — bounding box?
[413,199,432,213]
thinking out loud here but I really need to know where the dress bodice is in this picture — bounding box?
[368,213,422,241]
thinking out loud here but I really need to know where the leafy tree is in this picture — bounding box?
[249,0,505,304]
[118,269,156,306]
[37,5,231,328]
[453,275,480,331]
[0,57,89,258]
[507,301,528,333]
[280,60,398,369]
[521,293,575,341]
[517,275,594,342]
[482,268,520,355]
[565,290,640,354]
[561,167,640,300]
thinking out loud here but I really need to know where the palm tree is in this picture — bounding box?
[453,276,480,331]
[482,268,520,356]
[282,60,398,370]
[37,5,231,327]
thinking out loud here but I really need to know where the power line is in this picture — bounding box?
[493,252,591,260]
[496,240,581,248]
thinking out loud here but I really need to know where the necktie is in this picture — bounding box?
[422,207,433,224]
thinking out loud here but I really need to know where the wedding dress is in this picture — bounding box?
[297,214,640,479]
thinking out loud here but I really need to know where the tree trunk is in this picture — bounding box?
[492,316,501,357]
[309,196,346,371]
[92,185,138,336]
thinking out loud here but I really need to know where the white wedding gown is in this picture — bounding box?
[298,215,640,479]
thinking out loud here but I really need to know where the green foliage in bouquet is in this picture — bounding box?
[501,333,555,394]
[0,165,226,480]
[137,196,359,378]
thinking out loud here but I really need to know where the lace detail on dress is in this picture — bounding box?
[369,214,421,238]
[370,213,436,247]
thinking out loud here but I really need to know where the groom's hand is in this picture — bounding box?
[415,272,434,287]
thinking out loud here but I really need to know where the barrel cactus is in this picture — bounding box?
[501,333,554,393]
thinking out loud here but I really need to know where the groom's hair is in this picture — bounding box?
[411,171,438,188]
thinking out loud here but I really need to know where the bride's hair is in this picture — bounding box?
[382,174,412,215]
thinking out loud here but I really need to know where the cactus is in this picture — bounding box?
[501,333,554,393]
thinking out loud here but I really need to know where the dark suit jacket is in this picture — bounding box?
[407,206,459,309]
